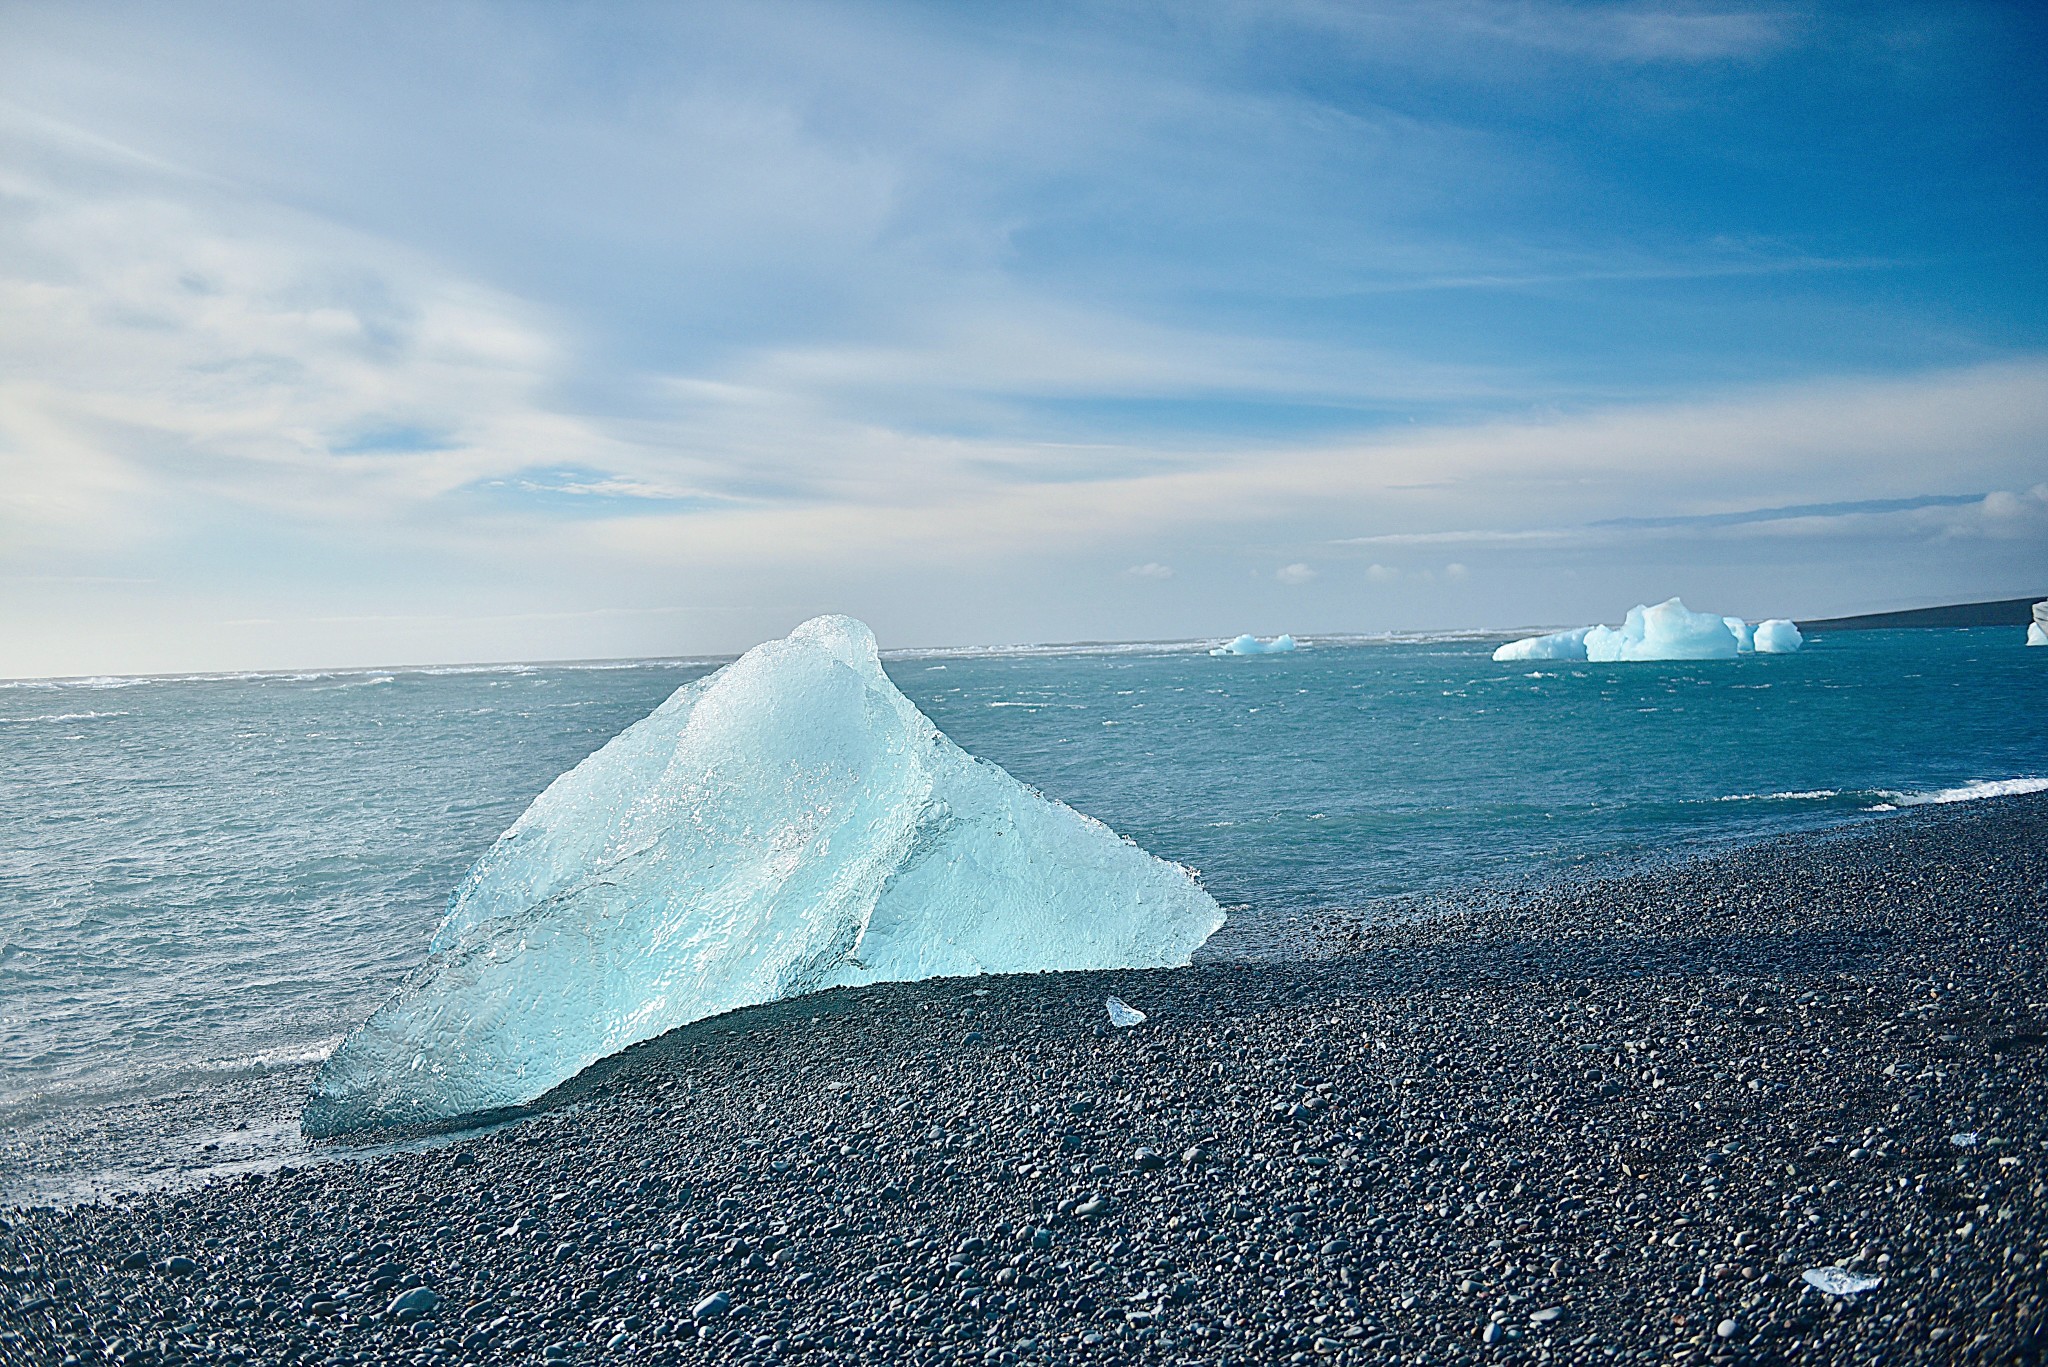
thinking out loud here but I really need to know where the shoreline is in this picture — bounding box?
[4,795,2045,1364]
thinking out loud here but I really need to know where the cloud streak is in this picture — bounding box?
[0,1,2043,674]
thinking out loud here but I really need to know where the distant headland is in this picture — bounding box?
[1799,595,2045,633]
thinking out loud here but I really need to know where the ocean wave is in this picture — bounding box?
[0,1036,342,1130]
[1714,789,1843,803]
[0,710,131,724]
[1885,777,2048,807]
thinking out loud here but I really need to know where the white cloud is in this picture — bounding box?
[0,3,2039,674]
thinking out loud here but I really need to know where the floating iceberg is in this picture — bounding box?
[1752,618,1803,653]
[1492,598,1805,663]
[1210,634,1296,656]
[304,616,1224,1135]
[2029,601,2047,645]
[1491,627,1592,663]
[1585,599,1740,662]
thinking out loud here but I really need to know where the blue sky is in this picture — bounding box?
[2,0,2044,675]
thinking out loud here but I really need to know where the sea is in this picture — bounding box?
[3,626,2044,1203]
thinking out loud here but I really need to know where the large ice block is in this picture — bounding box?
[1491,627,1592,662]
[304,616,1224,1135]
[1584,598,1740,662]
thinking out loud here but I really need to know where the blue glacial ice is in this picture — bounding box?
[303,615,1224,1135]
[1585,599,1740,661]
[1210,634,1297,656]
[1752,618,1803,653]
[1493,598,1805,663]
[1490,626,1593,663]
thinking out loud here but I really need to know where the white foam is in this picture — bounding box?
[1714,789,1842,803]
[1887,777,2048,807]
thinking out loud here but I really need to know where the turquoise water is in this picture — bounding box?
[2,627,2043,1197]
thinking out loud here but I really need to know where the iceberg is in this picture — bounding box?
[1491,626,1592,663]
[2031,623,2048,647]
[1584,598,1740,662]
[1752,618,1803,653]
[1210,634,1296,656]
[1495,599,1808,664]
[303,615,1224,1135]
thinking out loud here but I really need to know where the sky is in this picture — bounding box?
[2,0,2044,676]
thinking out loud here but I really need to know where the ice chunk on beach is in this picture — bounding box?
[1584,598,1740,662]
[1491,627,1592,663]
[1723,616,1754,652]
[1210,634,1296,656]
[1802,1267,1882,1297]
[1751,618,1802,653]
[1105,995,1147,1027]
[304,615,1224,1135]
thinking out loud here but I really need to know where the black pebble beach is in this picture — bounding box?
[4,794,2045,1365]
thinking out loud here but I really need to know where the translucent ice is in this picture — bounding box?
[1105,996,1147,1027]
[1802,1267,1881,1297]
[1210,634,1296,656]
[1491,627,1592,663]
[1584,599,1741,662]
[1751,619,1803,653]
[1723,617,1755,652]
[303,616,1224,1135]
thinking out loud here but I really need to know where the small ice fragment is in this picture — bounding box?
[1802,1267,1881,1296]
[1209,634,1296,656]
[1951,1131,1980,1148]
[1105,996,1147,1027]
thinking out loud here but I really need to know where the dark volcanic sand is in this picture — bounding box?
[4,796,2046,1366]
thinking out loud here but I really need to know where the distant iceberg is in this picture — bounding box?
[304,615,1224,1135]
[1586,599,1740,661]
[1752,618,1803,653]
[1210,634,1297,656]
[1491,626,1593,663]
[1493,597,1803,663]
[2031,600,2047,645]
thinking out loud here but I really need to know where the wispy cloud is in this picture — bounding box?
[1258,0,1798,66]
[0,1,2041,672]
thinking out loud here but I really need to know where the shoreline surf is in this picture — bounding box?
[4,793,2044,1365]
